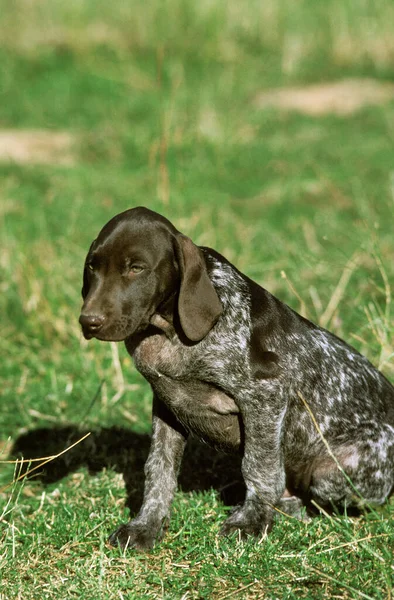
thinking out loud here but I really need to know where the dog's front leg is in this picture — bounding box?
[109,396,187,550]
[220,395,287,538]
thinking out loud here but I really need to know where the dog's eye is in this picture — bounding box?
[87,263,94,272]
[129,265,144,274]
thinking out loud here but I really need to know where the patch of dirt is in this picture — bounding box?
[0,129,76,165]
[253,78,394,116]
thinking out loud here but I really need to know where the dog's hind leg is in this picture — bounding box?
[309,423,394,510]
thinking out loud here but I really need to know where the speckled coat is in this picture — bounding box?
[80,207,394,550]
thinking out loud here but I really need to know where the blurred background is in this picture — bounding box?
[1,2,394,596]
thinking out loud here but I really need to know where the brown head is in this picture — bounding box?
[79,207,222,343]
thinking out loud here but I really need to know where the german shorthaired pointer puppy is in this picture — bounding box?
[79,207,394,550]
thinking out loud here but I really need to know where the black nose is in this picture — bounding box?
[79,313,105,337]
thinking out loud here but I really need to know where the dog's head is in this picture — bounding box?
[79,207,222,343]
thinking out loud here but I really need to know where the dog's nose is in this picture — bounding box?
[79,313,105,336]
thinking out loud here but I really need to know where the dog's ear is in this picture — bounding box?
[174,235,222,342]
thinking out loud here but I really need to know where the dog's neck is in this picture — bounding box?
[150,313,175,336]
[150,290,178,338]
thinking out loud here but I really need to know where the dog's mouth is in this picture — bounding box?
[79,307,156,343]
[81,328,128,343]
[79,318,125,342]
[81,329,94,340]
[80,320,145,343]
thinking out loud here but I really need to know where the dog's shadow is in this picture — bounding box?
[11,426,245,513]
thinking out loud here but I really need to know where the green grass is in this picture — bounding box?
[1,0,394,598]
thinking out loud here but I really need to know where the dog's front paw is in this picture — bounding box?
[220,505,273,539]
[108,521,160,551]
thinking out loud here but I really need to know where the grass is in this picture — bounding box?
[1,0,394,598]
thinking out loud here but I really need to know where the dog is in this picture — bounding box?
[79,206,394,550]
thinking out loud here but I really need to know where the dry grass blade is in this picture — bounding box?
[314,533,392,555]
[281,270,308,317]
[297,391,366,505]
[319,252,363,328]
[217,580,259,600]
[307,566,376,600]
[0,432,91,493]
[373,252,392,370]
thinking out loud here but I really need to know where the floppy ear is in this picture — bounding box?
[174,235,222,342]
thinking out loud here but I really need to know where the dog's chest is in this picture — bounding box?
[130,333,194,379]
[128,332,242,451]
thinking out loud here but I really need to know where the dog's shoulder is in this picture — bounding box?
[200,246,314,379]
